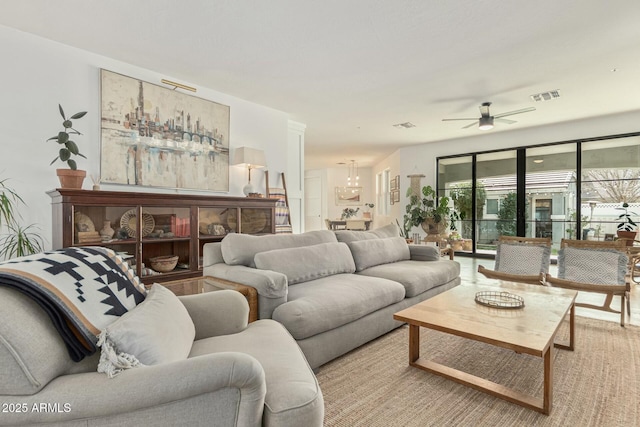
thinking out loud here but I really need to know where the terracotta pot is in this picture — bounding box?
[616,230,637,246]
[56,169,86,189]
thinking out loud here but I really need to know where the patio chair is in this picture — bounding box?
[545,239,630,327]
[478,235,551,285]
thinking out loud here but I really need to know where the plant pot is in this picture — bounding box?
[450,241,463,251]
[56,169,86,189]
[616,230,637,246]
[462,239,473,251]
[421,218,447,238]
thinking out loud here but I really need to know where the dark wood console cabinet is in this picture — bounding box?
[48,189,276,284]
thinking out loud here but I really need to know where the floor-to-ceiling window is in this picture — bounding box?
[437,132,640,256]
[525,144,577,252]
[581,136,640,241]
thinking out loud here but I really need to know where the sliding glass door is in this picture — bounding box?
[525,145,577,253]
[437,132,640,257]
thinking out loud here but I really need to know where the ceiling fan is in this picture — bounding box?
[442,102,536,130]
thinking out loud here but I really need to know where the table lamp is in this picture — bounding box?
[234,147,266,196]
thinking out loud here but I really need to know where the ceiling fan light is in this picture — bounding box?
[478,116,494,130]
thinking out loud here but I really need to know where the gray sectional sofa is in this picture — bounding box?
[203,223,461,369]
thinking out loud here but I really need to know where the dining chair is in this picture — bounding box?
[345,219,367,231]
[478,235,551,285]
[545,238,630,326]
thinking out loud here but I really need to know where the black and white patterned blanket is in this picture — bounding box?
[0,247,146,361]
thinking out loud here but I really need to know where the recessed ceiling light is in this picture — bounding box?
[533,159,544,164]
[611,68,618,72]
[393,122,416,129]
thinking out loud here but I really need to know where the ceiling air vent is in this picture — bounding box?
[393,122,416,129]
[530,90,560,102]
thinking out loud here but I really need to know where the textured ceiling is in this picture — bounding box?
[2,0,640,169]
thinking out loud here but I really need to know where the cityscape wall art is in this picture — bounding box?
[100,69,230,191]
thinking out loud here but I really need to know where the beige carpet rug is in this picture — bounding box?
[316,317,640,427]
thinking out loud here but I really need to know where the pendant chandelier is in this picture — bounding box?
[347,160,359,186]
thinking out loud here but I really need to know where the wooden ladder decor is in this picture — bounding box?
[265,171,292,233]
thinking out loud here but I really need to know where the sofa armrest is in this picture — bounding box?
[179,290,249,339]
[203,263,288,298]
[0,352,266,427]
[408,244,441,261]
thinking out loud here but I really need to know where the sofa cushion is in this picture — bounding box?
[222,230,337,267]
[254,242,355,285]
[334,222,399,243]
[358,259,460,297]
[347,237,410,271]
[189,319,324,427]
[272,274,405,340]
[97,284,195,377]
[408,245,441,261]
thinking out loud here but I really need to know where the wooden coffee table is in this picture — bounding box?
[393,282,577,415]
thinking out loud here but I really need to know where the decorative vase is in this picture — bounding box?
[100,220,115,241]
[421,218,447,238]
[56,169,86,189]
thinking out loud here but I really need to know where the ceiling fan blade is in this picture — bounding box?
[462,121,478,129]
[442,118,478,121]
[495,118,517,124]
[494,107,536,119]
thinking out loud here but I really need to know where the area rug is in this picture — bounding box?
[316,317,640,426]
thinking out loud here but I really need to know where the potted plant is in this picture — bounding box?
[405,185,451,237]
[396,218,413,243]
[341,207,359,220]
[48,104,88,189]
[616,202,637,245]
[363,203,374,219]
[0,177,44,259]
[448,230,464,251]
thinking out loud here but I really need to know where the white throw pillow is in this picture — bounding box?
[97,284,195,378]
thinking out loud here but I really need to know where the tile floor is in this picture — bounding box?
[456,256,640,326]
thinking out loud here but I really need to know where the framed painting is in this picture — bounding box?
[100,69,230,191]
[335,187,362,205]
[390,177,397,191]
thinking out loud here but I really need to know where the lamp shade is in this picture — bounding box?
[234,147,266,168]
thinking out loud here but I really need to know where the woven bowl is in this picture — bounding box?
[149,255,179,273]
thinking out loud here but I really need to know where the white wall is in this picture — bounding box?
[371,151,402,230]
[305,166,374,227]
[0,25,296,250]
[325,166,373,220]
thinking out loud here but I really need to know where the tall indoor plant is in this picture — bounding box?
[0,177,44,259]
[48,104,88,189]
[404,185,451,237]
